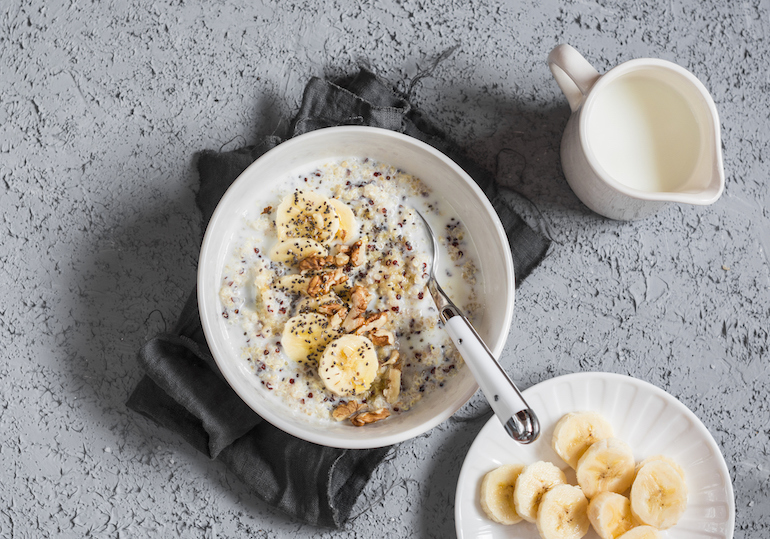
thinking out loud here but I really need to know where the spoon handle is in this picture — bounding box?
[440,306,540,444]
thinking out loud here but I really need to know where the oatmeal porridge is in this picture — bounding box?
[218,157,481,426]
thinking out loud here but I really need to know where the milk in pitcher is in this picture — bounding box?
[586,74,701,193]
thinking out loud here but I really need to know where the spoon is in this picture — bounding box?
[415,210,540,444]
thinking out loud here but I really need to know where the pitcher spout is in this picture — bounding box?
[666,118,725,206]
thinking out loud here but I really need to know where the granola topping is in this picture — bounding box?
[219,157,481,425]
[332,401,367,421]
[350,408,391,426]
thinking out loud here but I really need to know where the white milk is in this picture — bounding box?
[587,75,701,192]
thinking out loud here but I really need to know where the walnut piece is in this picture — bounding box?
[307,268,347,297]
[350,240,365,267]
[299,255,333,272]
[350,285,371,312]
[328,307,348,329]
[341,285,372,333]
[370,328,395,346]
[332,401,367,421]
[261,206,272,214]
[355,312,388,335]
[307,275,322,297]
[341,311,365,333]
[299,254,351,272]
[350,408,391,426]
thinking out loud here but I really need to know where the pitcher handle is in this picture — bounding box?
[548,44,601,112]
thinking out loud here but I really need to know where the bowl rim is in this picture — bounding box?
[197,125,515,448]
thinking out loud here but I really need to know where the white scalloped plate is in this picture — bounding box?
[455,372,734,539]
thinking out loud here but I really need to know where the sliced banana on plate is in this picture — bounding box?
[576,437,635,499]
[327,197,358,242]
[587,491,636,539]
[630,459,688,529]
[269,238,327,265]
[479,464,526,525]
[552,411,615,469]
[318,334,378,397]
[634,454,686,480]
[513,461,567,523]
[536,483,589,539]
[477,410,689,536]
[616,525,661,539]
[276,190,340,244]
[281,313,338,364]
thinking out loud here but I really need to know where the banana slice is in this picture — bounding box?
[552,411,615,469]
[635,455,685,480]
[576,437,635,499]
[587,491,636,539]
[269,238,327,265]
[281,313,338,364]
[277,273,312,294]
[327,198,358,242]
[536,484,590,539]
[513,461,567,523]
[276,190,340,244]
[616,525,661,539]
[630,459,688,530]
[479,464,526,525]
[318,334,378,397]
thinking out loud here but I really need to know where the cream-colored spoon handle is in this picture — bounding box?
[442,311,540,444]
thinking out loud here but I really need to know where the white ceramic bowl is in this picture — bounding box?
[198,126,514,449]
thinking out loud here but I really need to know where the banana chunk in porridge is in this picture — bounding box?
[219,158,481,426]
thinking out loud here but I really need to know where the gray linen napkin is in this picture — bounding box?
[127,67,551,528]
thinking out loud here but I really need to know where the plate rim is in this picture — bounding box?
[454,371,736,539]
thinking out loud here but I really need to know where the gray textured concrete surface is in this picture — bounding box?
[1,0,768,537]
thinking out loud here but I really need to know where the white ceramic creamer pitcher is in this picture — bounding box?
[548,44,725,220]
